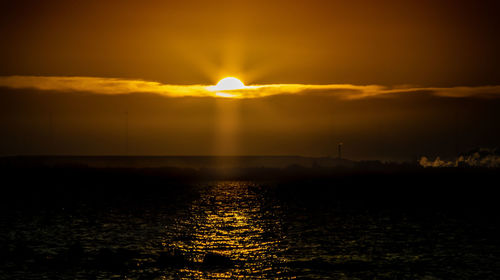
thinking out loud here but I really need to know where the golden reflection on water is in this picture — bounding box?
[170,181,288,279]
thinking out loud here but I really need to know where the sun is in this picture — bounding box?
[209,77,245,91]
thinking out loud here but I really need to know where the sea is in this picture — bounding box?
[1,180,499,279]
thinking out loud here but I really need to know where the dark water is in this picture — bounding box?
[1,181,500,279]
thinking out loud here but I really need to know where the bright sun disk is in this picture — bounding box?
[210,77,245,91]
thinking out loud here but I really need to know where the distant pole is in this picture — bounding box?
[49,112,54,155]
[125,111,129,156]
[338,142,343,159]
[454,111,459,156]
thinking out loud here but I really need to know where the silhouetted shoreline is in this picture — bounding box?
[1,156,499,212]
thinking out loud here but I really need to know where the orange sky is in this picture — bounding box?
[1,0,499,86]
[1,0,500,160]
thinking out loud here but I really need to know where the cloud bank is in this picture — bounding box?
[1,75,500,99]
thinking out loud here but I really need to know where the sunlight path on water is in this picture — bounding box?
[169,181,288,279]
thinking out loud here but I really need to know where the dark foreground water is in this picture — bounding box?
[1,180,500,279]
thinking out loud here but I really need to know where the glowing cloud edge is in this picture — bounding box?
[0,75,499,99]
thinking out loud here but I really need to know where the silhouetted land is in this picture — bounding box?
[1,156,498,212]
[1,156,500,279]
